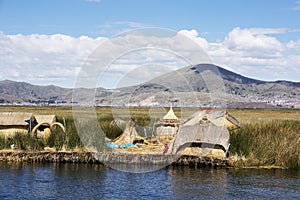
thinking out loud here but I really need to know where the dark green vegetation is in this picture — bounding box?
[230,120,300,169]
[0,106,299,169]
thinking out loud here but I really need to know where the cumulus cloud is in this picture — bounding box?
[223,27,285,58]
[179,27,300,82]
[178,29,209,50]
[76,29,210,88]
[1,27,299,89]
[287,38,300,50]
[225,29,299,81]
[0,32,105,87]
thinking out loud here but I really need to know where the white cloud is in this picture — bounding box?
[76,29,210,88]
[178,29,209,50]
[243,28,287,35]
[206,28,300,82]
[223,27,285,58]
[178,28,300,82]
[113,21,148,28]
[0,32,105,87]
[97,21,150,36]
[85,0,101,3]
[1,27,299,89]
[287,38,300,50]
[292,0,300,10]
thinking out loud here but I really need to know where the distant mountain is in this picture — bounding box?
[144,63,300,93]
[0,93,24,104]
[1,64,300,108]
[0,80,72,103]
[95,64,300,108]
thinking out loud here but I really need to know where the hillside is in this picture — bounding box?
[1,64,299,108]
[100,64,300,108]
[0,80,72,104]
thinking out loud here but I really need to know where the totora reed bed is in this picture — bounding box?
[0,106,299,169]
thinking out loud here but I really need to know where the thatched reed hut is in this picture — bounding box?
[32,114,65,140]
[113,118,144,145]
[168,110,240,158]
[155,107,180,138]
[0,112,33,137]
[0,112,65,140]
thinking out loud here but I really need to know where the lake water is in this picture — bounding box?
[0,162,299,199]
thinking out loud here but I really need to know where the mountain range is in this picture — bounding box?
[1,64,299,108]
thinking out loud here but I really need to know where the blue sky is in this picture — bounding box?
[1,0,299,40]
[0,0,300,88]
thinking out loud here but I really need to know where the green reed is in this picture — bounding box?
[230,120,300,169]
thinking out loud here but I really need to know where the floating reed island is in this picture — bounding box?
[0,150,231,168]
[1,108,298,169]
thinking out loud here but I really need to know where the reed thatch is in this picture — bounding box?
[113,118,142,144]
[156,107,180,137]
[162,107,179,120]
[182,110,240,130]
[165,110,239,157]
[160,107,180,124]
[0,112,35,139]
[35,115,56,124]
[0,112,65,140]
[0,112,33,126]
[169,125,230,155]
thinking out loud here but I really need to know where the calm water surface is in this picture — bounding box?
[0,162,299,199]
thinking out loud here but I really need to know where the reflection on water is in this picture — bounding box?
[0,162,299,199]
[0,163,109,199]
[227,168,300,199]
[169,167,228,199]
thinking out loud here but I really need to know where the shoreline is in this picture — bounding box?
[0,150,230,168]
[0,150,288,169]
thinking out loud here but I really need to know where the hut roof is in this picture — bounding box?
[0,112,57,126]
[113,119,142,144]
[182,109,240,129]
[35,115,56,124]
[162,107,178,120]
[170,125,230,154]
[0,112,33,126]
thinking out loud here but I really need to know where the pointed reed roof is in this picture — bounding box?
[162,107,179,121]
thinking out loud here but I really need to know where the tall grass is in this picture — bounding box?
[1,106,299,169]
[0,117,84,151]
[0,132,44,151]
[0,115,124,151]
[56,117,83,149]
[98,115,123,140]
[230,120,300,169]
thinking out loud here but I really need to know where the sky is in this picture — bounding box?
[0,0,300,88]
